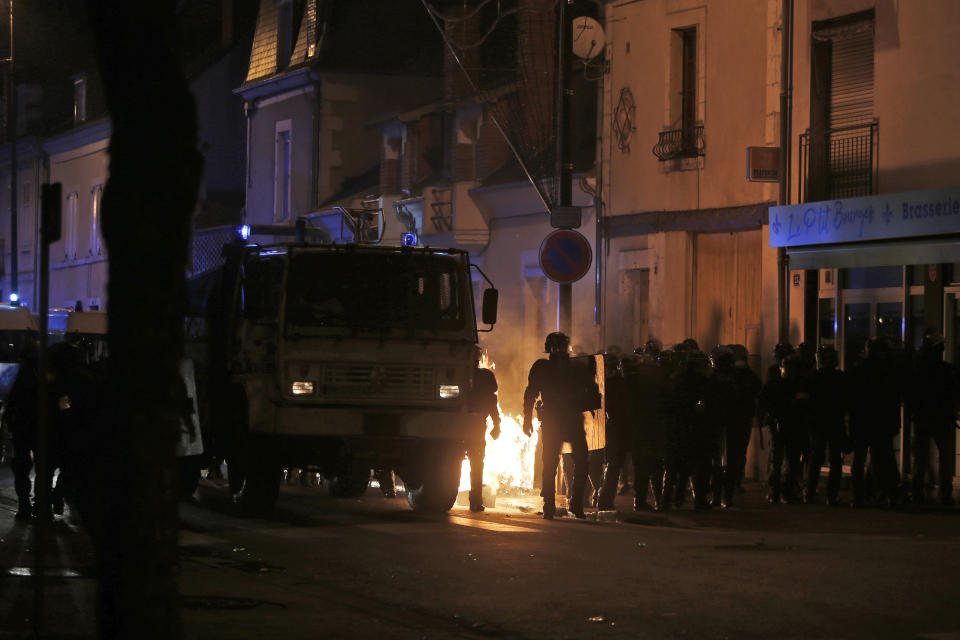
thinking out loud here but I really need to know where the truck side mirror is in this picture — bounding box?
[481,288,498,326]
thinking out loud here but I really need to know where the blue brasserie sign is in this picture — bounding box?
[768,186,960,247]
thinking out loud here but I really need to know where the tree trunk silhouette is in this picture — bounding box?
[84,2,201,637]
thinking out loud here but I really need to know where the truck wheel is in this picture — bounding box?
[329,461,372,498]
[236,436,282,515]
[405,443,463,513]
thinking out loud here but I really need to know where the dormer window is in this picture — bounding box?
[73,76,87,124]
[277,0,293,70]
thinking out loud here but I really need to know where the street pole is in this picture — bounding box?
[777,0,793,344]
[7,0,15,299]
[557,0,572,336]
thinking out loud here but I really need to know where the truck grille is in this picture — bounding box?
[319,363,436,401]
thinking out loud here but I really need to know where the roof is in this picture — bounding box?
[243,0,442,88]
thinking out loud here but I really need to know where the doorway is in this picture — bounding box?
[840,288,903,369]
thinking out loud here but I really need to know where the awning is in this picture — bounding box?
[786,237,960,270]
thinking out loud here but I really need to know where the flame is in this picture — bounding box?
[478,351,496,371]
[459,354,540,496]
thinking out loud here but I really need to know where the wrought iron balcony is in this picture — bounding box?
[652,125,705,161]
[800,121,878,202]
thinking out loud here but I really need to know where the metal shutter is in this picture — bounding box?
[828,20,874,127]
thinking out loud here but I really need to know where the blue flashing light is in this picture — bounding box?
[8,292,18,305]
[239,224,251,240]
[401,232,418,247]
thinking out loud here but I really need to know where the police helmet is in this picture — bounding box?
[729,344,749,368]
[544,331,570,354]
[657,349,683,372]
[865,335,892,360]
[635,338,662,357]
[676,338,700,352]
[618,354,644,377]
[709,344,734,370]
[816,344,839,370]
[920,330,945,358]
[773,342,795,362]
[797,341,817,365]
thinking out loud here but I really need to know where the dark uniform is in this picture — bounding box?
[849,337,903,507]
[467,366,500,512]
[623,350,670,510]
[711,345,761,508]
[5,349,42,520]
[664,349,716,510]
[523,332,600,519]
[806,345,848,505]
[907,334,957,505]
[597,356,630,510]
[758,343,795,503]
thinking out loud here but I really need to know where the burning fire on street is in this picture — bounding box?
[458,354,540,497]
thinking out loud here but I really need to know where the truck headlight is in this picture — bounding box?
[291,381,315,395]
[439,385,460,399]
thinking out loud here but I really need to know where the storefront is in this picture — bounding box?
[769,186,960,479]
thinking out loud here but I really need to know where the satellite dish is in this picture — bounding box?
[572,16,605,60]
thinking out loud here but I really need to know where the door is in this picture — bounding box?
[840,288,903,370]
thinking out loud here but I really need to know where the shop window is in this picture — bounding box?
[841,266,902,289]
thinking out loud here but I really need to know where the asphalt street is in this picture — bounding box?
[3,466,960,639]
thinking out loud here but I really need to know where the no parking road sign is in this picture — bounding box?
[539,229,592,284]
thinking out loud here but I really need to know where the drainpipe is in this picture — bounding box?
[312,77,321,209]
[777,0,793,343]
[243,99,253,217]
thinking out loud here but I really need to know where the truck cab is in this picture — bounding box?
[190,236,497,513]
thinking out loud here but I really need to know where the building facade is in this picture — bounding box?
[774,1,960,479]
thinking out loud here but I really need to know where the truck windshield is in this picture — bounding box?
[285,251,466,333]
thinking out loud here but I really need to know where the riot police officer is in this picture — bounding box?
[849,336,903,507]
[665,348,717,510]
[806,345,848,505]
[4,347,41,521]
[597,354,630,510]
[467,364,501,512]
[758,342,794,503]
[522,332,599,519]
[908,332,957,506]
[624,344,670,511]
[710,344,761,508]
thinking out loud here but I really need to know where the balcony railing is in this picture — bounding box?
[652,125,705,161]
[799,121,878,203]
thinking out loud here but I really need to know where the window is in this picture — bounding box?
[73,76,87,124]
[90,184,103,256]
[274,120,292,222]
[65,191,79,261]
[804,11,876,201]
[655,25,703,161]
[678,27,697,135]
[277,0,293,69]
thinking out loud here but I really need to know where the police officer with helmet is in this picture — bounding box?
[806,344,849,505]
[758,342,794,503]
[710,344,761,508]
[624,343,671,510]
[522,332,600,519]
[907,330,957,506]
